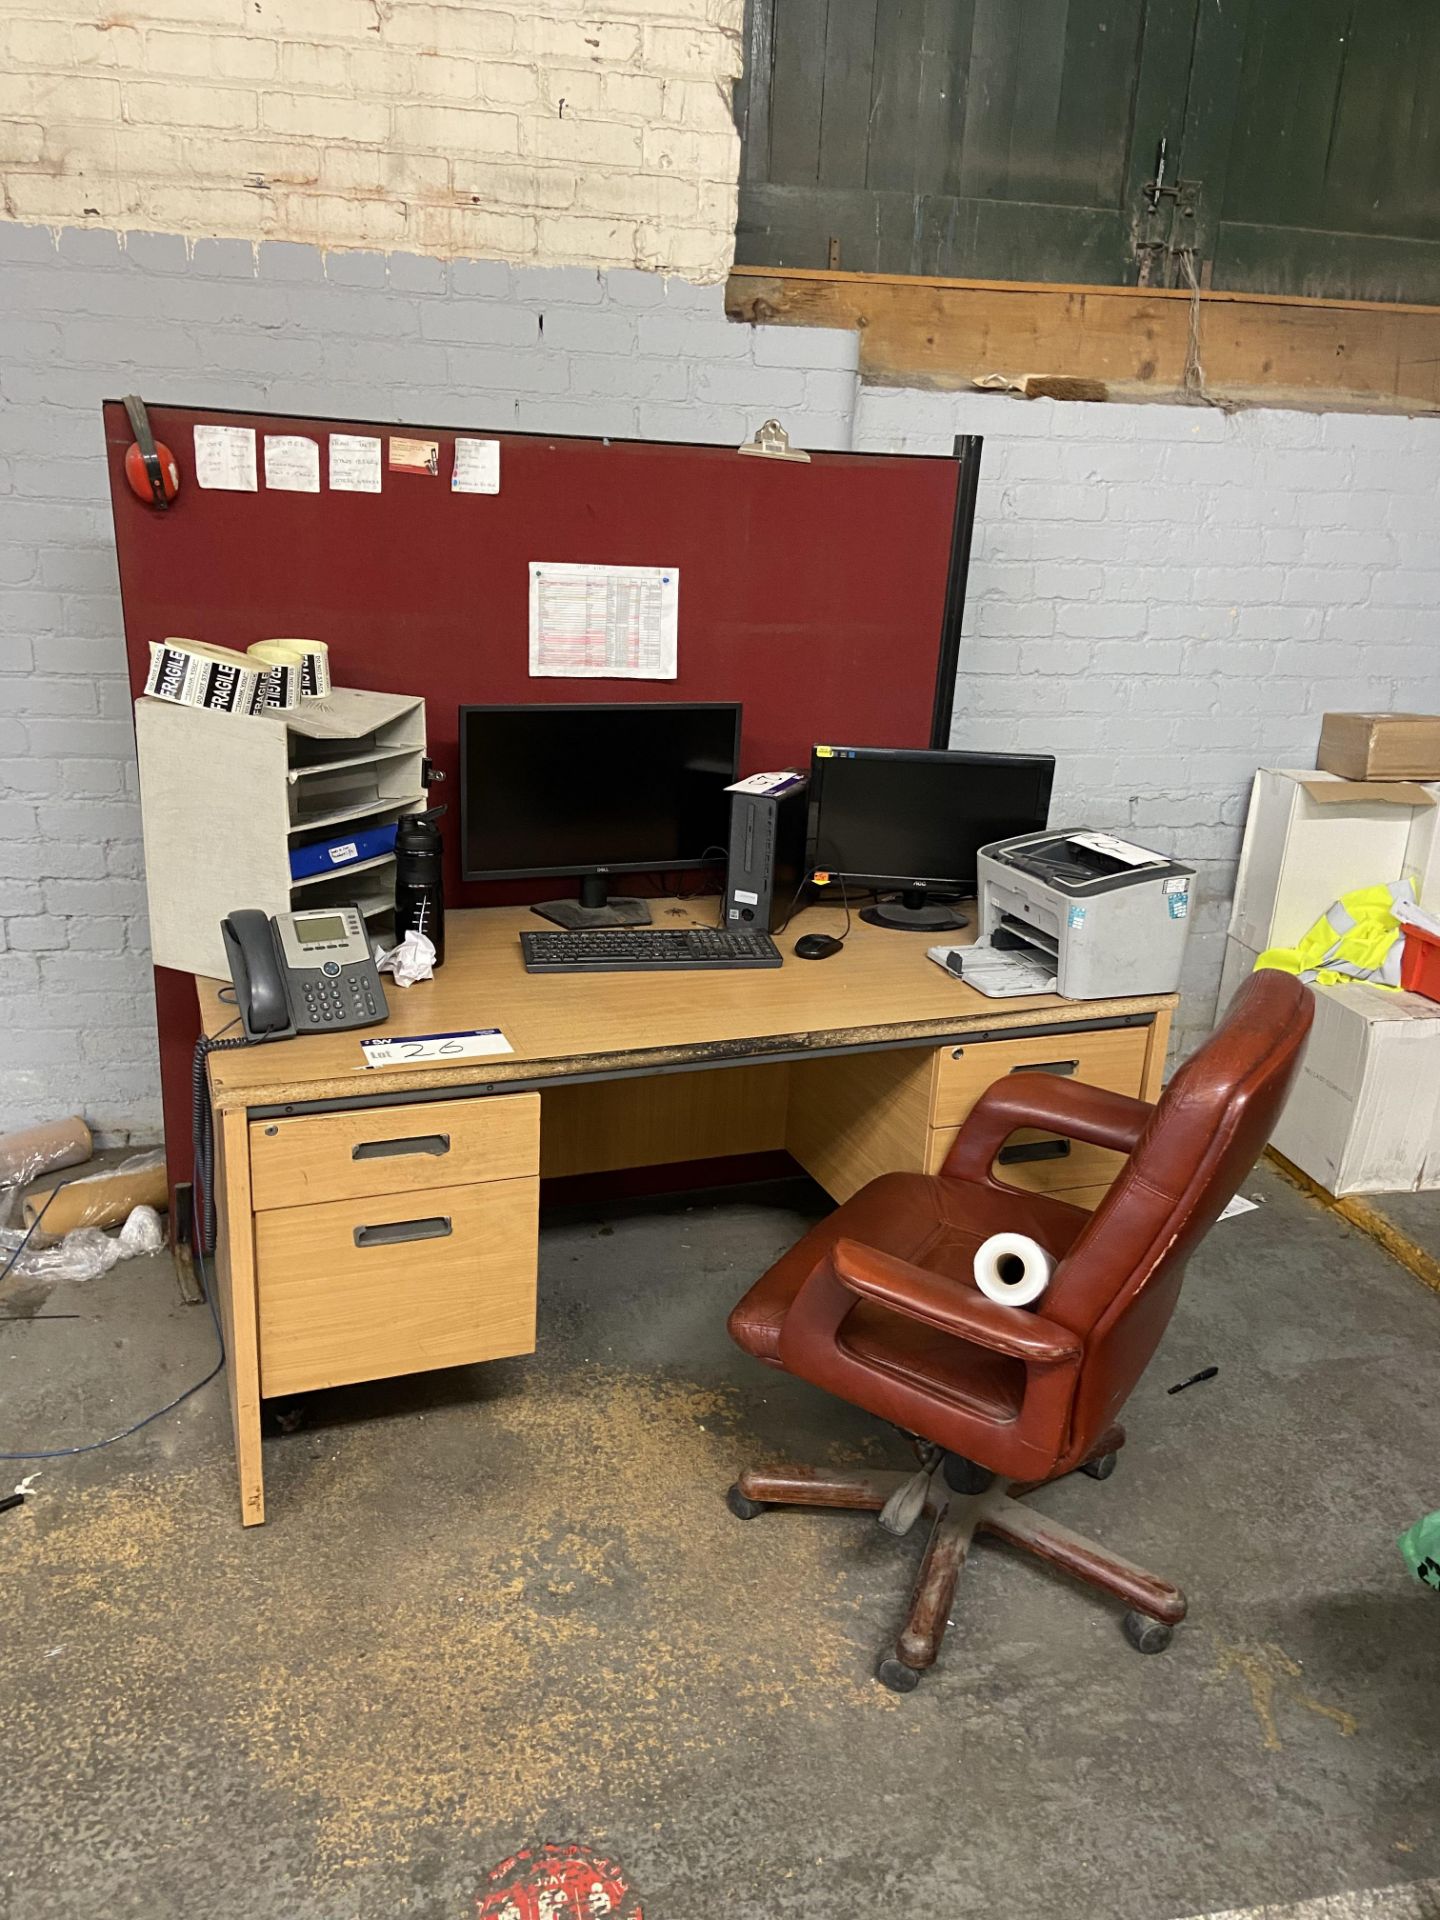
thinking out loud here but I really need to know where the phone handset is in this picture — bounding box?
[221,909,296,1041]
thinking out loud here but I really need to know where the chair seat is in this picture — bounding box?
[729,1172,1091,1422]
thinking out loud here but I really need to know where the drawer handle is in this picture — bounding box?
[1009,1059,1078,1077]
[353,1215,453,1248]
[998,1138,1072,1166]
[352,1133,451,1161]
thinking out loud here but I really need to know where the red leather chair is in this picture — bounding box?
[726,970,1313,1689]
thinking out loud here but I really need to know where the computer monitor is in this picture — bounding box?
[460,701,742,928]
[808,744,1055,932]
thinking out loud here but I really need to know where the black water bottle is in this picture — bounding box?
[394,806,446,966]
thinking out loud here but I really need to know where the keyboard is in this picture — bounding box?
[521,926,783,973]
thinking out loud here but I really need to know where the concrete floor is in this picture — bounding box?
[1368,1187,1440,1269]
[2,1162,1438,1920]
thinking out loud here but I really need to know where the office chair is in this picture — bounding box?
[726,970,1313,1689]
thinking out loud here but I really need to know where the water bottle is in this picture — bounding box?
[394,806,446,966]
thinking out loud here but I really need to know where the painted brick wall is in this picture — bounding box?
[5,224,1440,1140]
[0,222,858,1141]
[855,386,1440,1056]
[0,0,744,279]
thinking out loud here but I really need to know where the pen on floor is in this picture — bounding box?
[1168,1366,1218,1395]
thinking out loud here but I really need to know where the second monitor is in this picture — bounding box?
[460,701,741,928]
[809,745,1055,931]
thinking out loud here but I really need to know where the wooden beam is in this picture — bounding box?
[726,266,1440,413]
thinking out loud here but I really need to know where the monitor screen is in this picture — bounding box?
[460,702,741,880]
[810,747,1054,893]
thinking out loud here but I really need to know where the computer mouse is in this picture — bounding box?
[793,932,844,961]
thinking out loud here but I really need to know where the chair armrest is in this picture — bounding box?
[941,1073,1154,1185]
[830,1238,1082,1367]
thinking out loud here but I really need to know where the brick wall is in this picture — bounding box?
[4,224,1440,1139]
[0,0,744,279]
[855,387,1440,1056]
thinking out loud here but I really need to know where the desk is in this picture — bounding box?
[199,899,1176,1524]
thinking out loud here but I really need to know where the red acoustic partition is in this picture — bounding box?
[102,403,980,1206]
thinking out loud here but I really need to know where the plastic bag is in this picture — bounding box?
[0,1203,165,1283]
[1399,1510,1440,1591]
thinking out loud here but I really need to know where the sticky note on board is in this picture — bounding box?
[264,434,320,493]
[329,434,382,494]
[452,438,501,494]
[193,424,257,492]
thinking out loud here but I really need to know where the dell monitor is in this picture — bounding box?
[808,745,1055,932]
[460,701,741,928]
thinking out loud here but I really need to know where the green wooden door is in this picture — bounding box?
[735,0,1200,282]
[1179,0,1440,302]
[736,0,1440,301]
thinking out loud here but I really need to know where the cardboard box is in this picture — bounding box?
[1217,935,1259,1022]
[1269,982,1440,1196]
[1318,712,1440,781]
[1229,769,1440,953]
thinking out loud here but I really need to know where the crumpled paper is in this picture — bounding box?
[377,929,437,988]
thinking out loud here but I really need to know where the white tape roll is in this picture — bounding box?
[246,641,304,714]
[144,638,265,716]
[972,1232,1055,1308]
[266,636,331,700]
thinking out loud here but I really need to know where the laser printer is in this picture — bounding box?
[977,828,1194,998]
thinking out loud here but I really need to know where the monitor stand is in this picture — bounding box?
[531,873,654,931]
[860,885,970,933]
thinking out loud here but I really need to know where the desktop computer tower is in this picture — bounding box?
[723,776,809,932]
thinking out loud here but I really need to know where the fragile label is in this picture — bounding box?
[361,1028,513,1068]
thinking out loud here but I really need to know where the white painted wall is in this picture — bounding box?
[0,0,744,278]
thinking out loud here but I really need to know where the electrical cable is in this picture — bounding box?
[0,1165,227,1463]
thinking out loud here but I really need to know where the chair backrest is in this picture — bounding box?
[1041,969,1313,1460]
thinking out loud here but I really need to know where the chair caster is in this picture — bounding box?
[1080,1451,1118,1482]
[876,1655,922,1693]
[1122,1609,1173,1655]
[726,1483,767,1521]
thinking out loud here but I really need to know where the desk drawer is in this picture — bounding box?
[256,1177,537,1396]
[930,1025,1150,1129]
[925,1124,1126,1199]
[249,1093,539,1210]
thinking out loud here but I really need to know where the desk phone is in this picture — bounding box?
[221,906,388,1040]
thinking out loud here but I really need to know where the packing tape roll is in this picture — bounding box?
[972,1232,1056,1308]
[247,641,305,714]
[144,637,265,716]
[267,637,332,701]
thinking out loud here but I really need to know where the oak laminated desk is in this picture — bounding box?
[198,899,1176,1525]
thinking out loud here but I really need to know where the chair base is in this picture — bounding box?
[728,1434,1186,1689]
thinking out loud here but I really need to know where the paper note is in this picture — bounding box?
[1217,1193,1260,1221]
[529,562,679,680]
[390,436,440,476]
[328,433,382,494]
[361,1029,513,1068]
[1067,831,1164,868]
[726,771,806,797]
[452,437,501,494]
[193,424,257,492]
[264,434,320,493]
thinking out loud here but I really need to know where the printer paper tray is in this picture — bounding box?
[998,913,1060,959]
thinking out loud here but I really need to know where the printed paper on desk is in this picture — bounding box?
[389,436,440,477]
[726,771,806,797]
[452,438,501,494]
[329,433,382,494]
[529,563,678,680]
[264,434,320,493]
[193,424,257,492]
[361,1029,514,1068]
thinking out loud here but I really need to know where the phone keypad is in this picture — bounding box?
[301,967,379,1027]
